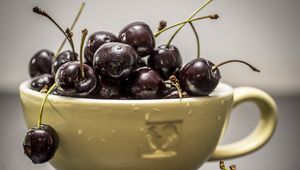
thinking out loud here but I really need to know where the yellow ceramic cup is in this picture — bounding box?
[19,81,277,170]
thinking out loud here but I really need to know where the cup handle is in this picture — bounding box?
[209,87,277,161]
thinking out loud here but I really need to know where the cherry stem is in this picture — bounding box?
[189,22,200,58]
[66,28,76,55]
[154,14,218,37]
[39,85,49,93]
[166,0,214,46]
[80,29,88,78]
[37,83,57,128]
[55,2,85,57]
[229,165,236,170]
[212,60,261,72]
[169,75,183,99]
[158,20,167,31]
[219,161,227,170]
[33,6,75,56]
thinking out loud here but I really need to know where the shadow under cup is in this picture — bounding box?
[19,81,277,170]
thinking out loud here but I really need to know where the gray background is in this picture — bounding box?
[0,0,299,169]
[0,0,300,95]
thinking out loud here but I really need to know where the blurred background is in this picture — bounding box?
[0,0,299,169]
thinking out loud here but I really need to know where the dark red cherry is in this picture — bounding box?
[23,124,59,164]
[129,67,165,99]
[52,50,78,75]
[30,74,54,91]
[178,58,220,96]
[179,58,260,96]
[148,44,182,79]
[29,50,54,78]
[93,42,139,81]
[55,61,97,96]
[118,22,155,57]
[84,31,118,65]
[84,61,93,67]
[93,75,122,99]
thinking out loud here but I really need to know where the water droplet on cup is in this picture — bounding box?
[78,129,83,135]
[221,100,225,105]
[152,108,160,112]
[132,107,141,111]
[186,102,190,107]
[187,110,193,116]
[145,113,151,121]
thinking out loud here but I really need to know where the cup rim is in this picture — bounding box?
[19,80,234,104]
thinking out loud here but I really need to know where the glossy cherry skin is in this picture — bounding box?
[118,22,155,57]
[129,67,165,99]
[30,74,54,91]
[55,61,97,96]
[178,58,221,96]
[84,31,118,65]
[138,58,148,67]
[29,49,54,78]
[23,124,59,164]
[92,75,122,99]
[93,42,139,81]
[52,50,78,75]
[148,44,182,79]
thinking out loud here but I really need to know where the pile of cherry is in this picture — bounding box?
[29,10,259,100]
[23,2,260,165]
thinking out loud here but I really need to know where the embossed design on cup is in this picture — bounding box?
[141,120,182,158]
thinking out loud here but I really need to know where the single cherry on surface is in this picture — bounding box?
[29,50,54,78]
[93,42,139,81]
[30,74,54,91]
[148,44,182,79]
[84,31,118,65]
[118,21,155,57]
[23,124,59,164]
[52,50,78,75]
[129,67,165,99]
[179,58,260,96]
